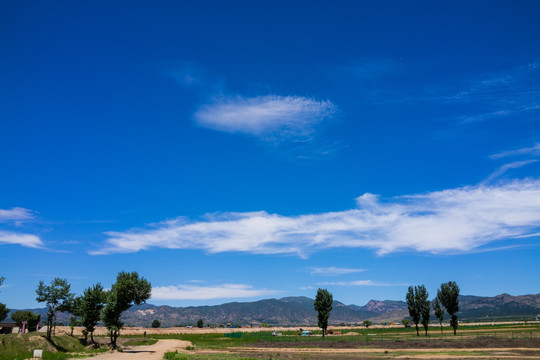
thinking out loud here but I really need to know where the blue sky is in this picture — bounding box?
[1,0,540,310]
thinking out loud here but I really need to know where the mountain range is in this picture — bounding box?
[9,293,540,327]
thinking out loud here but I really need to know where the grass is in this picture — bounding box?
[0,333,105,360]
[147,322,540,350]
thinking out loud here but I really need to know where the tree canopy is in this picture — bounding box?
[102,271,151,348]
[35,278,74,340]
[78,283,106,344]
[433,292,445,334]
[314,288,333,338]
[0,276,8,322]
[406,285,430,336]
[439,281,460,335]
[11,311,41,332]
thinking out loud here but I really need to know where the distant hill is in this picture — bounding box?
[8,293,540,327]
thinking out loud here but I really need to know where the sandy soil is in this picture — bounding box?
[86,339,191,360]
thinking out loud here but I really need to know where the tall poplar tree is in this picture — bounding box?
[314,288,333,338]
[439,281,460,335]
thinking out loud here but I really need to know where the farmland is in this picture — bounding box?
[3,323,540,359]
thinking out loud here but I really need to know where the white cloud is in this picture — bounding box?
[0,231,43,248]
[483,160,539,184]
[93,179,540,256]
[309,267,365,276]
[151,283,279,300]
[318,280,406,287]
[491,143,540,159]
[194,95,336,141]
[0,207,35,223]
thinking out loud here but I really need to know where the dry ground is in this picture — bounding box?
[82,339,191,360]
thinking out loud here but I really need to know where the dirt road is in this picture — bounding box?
[87,339,191,360]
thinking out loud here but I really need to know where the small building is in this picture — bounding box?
[0,322,19,334]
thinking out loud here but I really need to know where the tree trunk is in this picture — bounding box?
[440,322,443,335]
[52,306,57,336]
[415,324,419,336]
[90,331,94,344]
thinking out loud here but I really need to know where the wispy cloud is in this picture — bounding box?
[309,267,365,276]
[362,61,540,124]
[0,231,43,248]
[167,63,338,152]
[485,142,540,183]
[151,283,279,300]
[317,280,406,287]
[194,95,336,142]
[443,62,540,124]
[93,178,540,256]
[483,160,539,184]
[0,207,35,224]
[491,143,540,159]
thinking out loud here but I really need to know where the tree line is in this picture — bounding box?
[406,281,460,336]
[313,281,460,337]
[1,272,150,349]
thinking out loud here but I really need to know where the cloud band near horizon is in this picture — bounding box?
[92,178,540,256]
[151,283,279,300]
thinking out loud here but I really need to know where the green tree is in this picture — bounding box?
[314,288,333,339]
[417,286,431,336]
[406,286,421,336]
[363,320,372,328]
[439,281,460,335]
[10,310,40,332]
[401,318,410,327]
[0,276,8,322]
[406,285,430,336]
[151,319,161,328]
[79,283,106,344]
[0,303,8,322]
[102,272,151,349]
[433,293,445,335]
[197,319,204,328]
[69,316,80,336]
[35,278,74,340]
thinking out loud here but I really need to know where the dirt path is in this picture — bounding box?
[87,339,191,360]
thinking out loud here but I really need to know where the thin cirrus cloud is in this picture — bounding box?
[482,160,539,184]
[194,95,336,142]
[309,267,365,276]
[92,178,540,257]
[445,62,540,124]
[0,207,35,223]
[151,283,279,300]
[0,231,43,248]
[491,143,540,160]
[0,207,43,248]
